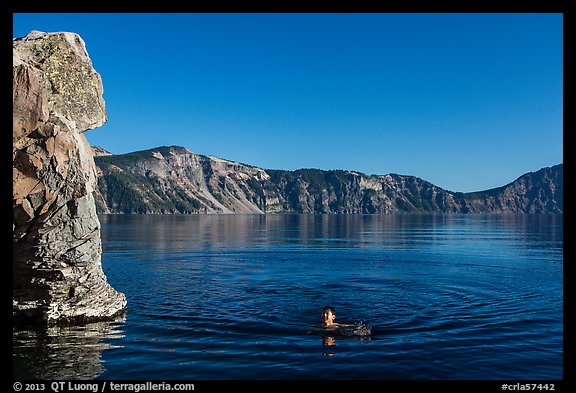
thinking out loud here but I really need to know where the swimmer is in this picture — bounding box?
[321,306,351,328]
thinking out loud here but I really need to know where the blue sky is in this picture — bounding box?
[13,13,562,192]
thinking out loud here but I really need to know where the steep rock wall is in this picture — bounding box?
[94,146,563,215]
[13,31,126,325]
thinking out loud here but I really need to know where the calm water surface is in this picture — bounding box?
[13,214,563,380]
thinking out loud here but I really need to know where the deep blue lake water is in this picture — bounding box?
[13,214,563,380]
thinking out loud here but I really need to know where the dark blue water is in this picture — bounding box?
[13,214,563,380]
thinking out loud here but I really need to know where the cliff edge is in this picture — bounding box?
[94,146,562,215]
[13,31,126,325]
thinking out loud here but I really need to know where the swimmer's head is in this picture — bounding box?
[322,306,337,326]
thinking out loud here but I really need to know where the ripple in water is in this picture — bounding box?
[13,214,563,380]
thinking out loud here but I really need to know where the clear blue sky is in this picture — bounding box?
[13,13,563,192]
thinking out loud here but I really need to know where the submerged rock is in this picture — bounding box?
[13,31,126,326]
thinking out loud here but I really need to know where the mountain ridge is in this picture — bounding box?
[93,145,562,214]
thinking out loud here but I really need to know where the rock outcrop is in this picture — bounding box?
[92,145,112,157]
[93,145,563,215]
[453,164,563,213]
[94,146,268,214]
[13,31,126,326]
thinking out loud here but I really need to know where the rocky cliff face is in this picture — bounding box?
[13,31,126,326]
[91,145,112,157]
[94,146,562,215]
[454,164,563,213]
[263,169,464,213]
[94,146,269,214]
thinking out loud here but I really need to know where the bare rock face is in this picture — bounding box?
[13,31,126,325]
[92,145,113,157]
[94,145,563,215]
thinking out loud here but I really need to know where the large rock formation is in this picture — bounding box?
[453,164,563,213]
[13,31,126,325]
[91,145,113,157]
[94,146,269,214]
[93,145,563,215]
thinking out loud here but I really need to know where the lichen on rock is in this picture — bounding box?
[13,31,126,326]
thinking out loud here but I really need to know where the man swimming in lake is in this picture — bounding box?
[321,306,351,327]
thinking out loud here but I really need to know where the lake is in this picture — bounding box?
[12,214,563,380]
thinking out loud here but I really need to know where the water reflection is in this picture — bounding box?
[98,213,563,254]
[13,316,125,380]
[322,335,336,356]
[98,214,427,250]
[50,214,560,379]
